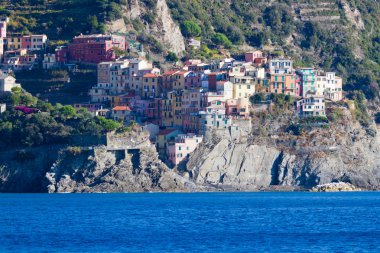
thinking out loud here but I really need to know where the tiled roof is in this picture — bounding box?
[163,70,179,76]
[143,73,161,78]
[112,106,131,111]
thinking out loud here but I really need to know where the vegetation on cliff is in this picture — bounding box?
[0,88,122,148]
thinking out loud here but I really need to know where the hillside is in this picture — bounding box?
[2,0,380,97]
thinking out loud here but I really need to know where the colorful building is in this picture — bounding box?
[245,50,263,63]
[316,72,343,101]
[156,128,183,159]
[64,34,126,64]
[230,76,256,99]
[142,73,162,99]
[167,134,203,166]
[269,73,297,95]
[269,59,293,74]
[297,68,316,97]
[296,95,326,117]
[111,105,132,122]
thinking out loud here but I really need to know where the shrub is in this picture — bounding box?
[166,52,179,62]
[66,146,82,156]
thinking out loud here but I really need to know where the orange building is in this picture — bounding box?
[269,73,297,95]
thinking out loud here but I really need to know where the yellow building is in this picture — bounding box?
[143,73,162,99]
[4,36,22,50]
[171,72,186,90]
[230,76,257,99]
[161,91,182,127]
[161,92,174,127]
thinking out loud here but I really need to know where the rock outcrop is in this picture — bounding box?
[107,0,185,55]
[311,182,362,192]
[185,108,380,191]
[46,145,199,193]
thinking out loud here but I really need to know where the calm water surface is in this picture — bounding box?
[0,192,379,252]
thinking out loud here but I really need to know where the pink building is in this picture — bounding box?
[245,50,263,63]
[0,17,8,38]
[226,98,250,118]
[184,71,201,89]
[202,91,225,109]
[167,134,203,166]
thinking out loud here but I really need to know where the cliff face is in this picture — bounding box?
[107,0,186,55]
[1,108,380,192]
[186,109,380,191]
[46,145,198,193]
[0,131,202,193]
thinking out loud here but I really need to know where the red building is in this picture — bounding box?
[64,34,127,64]
[55,46,68,63]
[207,72,228,91]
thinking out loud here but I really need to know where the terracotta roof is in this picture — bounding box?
[143,73,161,78]
[175,71,187,75]
[163,70,179,76]
[112,106,131,111]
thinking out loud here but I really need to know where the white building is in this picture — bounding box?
[246,66,265,79]
[0,73,21,92]
[216,81,233,100]
[297,95,326,117]
[199,101,232,134]
[43,53,57,69]
[316,72,343,101]
[0,103,6,113]
[188,38,201,49]
[269,59,293,74]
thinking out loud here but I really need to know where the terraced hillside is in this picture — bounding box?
[1,0,380,98]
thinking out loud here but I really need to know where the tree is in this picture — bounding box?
[181,21,201,38]
[211,33,232,48]
[59,105,76,119]
[87,15,99,33]
[166,52,179,62]
[97,116,121,132]
[250,93,266,104]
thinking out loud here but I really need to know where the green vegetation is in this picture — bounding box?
[0,91,123,148]
[180,21,201,38]
[4,0,124,39]
[165,0,380,100]
[3,0,380,100]
[351,91,371,127]
[15,68,96,104]
[250,93,266,104]
[211,33,232,48]
[165,52,179,62]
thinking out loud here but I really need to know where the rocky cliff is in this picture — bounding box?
[0,131,202,193]
[107,0,186,55]
[1,106,380,192]
[46,145,198,193]
[185,107,380,191]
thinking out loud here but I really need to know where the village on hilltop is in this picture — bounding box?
[0,17,344,167]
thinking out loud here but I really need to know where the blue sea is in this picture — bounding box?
[0,192,379,252]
